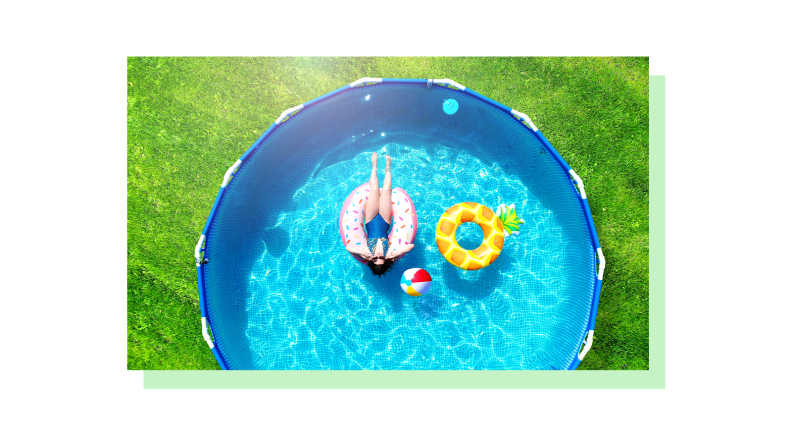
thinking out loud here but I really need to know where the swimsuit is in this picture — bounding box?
[365,214,391,255]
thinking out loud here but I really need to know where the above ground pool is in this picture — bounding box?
[195,78,605,370]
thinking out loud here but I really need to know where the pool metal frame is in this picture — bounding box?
[194,78,606,370]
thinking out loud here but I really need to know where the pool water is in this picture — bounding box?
[202,83,596,370]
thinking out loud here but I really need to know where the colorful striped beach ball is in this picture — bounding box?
[400,268,432,296]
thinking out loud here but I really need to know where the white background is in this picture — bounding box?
[2,1,790,444]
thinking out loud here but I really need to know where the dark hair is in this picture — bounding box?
[367,259,395,277]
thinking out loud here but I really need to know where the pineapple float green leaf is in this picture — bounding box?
[495,204,524,237]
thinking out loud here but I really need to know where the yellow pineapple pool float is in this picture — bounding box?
[435,202,505,270]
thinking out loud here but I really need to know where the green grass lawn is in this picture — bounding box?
[127,57,649,370]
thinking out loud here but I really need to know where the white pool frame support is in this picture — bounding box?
[569,169,587,199]
[597,248,606,281]
[350,77,383,88]
[428,78,466,90]
[578,330,594,360]
[202,317,214,349]
[510,110,538,131]
[275,104,304,124]
[221,159,242,188]
[194,234,206,267]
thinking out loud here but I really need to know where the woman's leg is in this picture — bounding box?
[379,155,392,222]
[364,152,380,224]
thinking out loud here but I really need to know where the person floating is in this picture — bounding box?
[341,152,415,276]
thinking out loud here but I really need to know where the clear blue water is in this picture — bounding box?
[203,83,596,370]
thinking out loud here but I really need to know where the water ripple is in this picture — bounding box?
[244,144,593,370]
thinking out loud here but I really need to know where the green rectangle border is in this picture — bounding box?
[143,75,665,389]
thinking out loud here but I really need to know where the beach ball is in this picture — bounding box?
[400,268,432,296]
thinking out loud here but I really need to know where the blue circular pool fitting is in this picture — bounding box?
[442,99,459,115]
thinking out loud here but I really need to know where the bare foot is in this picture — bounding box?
[371,152,378,167]
[385,155,391,171]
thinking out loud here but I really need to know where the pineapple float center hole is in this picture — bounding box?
[455,222,485,250]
